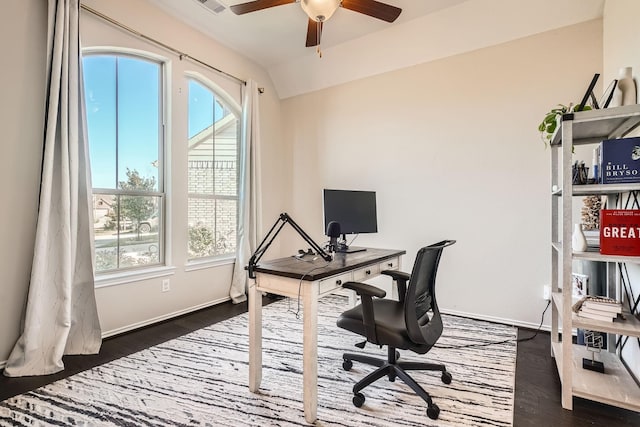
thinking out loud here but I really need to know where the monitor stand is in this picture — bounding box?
[335,238,366,254]
[341,247,366,254]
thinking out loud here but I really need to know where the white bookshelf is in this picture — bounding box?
[550,104,640,412]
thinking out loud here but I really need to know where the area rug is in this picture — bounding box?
[0,296,517,426]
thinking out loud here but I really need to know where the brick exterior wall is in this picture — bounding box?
[188,160,237,256]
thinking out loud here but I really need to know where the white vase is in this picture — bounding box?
[617,67,637,106]
[572,224,588,252]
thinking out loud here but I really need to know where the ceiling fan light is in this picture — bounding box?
[301,0,341,22]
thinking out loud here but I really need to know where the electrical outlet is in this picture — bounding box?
[543,285,551,300]
[162,279,170,292]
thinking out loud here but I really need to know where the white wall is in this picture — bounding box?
[282,20,603,329]
[0,0,47,367]
[603,0,640,384]
[0,0,289,364]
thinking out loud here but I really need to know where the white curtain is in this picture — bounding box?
[230,80,262,303]
[3,0,101,377]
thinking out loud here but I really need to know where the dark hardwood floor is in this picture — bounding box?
[2,300,639,426]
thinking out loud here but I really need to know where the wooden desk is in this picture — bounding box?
[248,248,405,423]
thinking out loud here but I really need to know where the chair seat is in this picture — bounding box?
[337,299,429,353]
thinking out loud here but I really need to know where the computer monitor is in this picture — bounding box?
[323,189,377,252]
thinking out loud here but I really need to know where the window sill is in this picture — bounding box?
[185,255,236,272]
[95,265,177,289]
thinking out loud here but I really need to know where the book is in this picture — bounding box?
[579,306,618,318]
[600,209,640,256]
[577,309,616,322]
[583,301,622,313]
[601,136,640,184]
[571,295,621,313]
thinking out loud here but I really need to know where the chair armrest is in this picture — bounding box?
[381,270,410,282]
[341,281,385,345]
[342,281,386,299]
[381,270,410,303]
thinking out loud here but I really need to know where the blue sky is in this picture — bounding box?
[83,55,223,190]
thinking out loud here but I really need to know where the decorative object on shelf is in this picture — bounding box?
[599,79,618,108]
[600,209,640,255]
[600,136,640,184]
[572,161,589,185]
[571,272,588,297]
[583,330,605,373]
[616,67,637,107]
[575,73,600,111]
[581,195,601,231]
[572,223,588,252]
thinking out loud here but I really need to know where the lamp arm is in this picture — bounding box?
[280,213,332,262]
[247,215,287,279]
[246,212,332,279]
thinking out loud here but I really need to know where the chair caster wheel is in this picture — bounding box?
[343,359,353,371]
[427,403,440,420]
[388,373,396,382]
[353,392,365,408]
[395,350,401,360]
[441,371,452,384]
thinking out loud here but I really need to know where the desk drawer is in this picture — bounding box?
[319,272,352,295]
[379,257,400,272]
[353,264,380,282]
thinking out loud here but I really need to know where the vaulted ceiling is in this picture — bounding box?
[150,0,605,98]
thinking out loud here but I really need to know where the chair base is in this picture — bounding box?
[343,347,450,416]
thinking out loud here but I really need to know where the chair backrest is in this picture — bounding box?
[404,240,456,348]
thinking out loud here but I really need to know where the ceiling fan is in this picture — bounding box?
[230,0,402,48]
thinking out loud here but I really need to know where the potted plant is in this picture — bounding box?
[538,103,592,145]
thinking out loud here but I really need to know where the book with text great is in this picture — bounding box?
[600,209,640,256]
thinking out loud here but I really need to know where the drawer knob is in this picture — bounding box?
[336,279,342,286]
[387,262,393,267]
[366,270,371,275]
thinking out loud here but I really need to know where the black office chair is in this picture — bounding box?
[336,240,456,420]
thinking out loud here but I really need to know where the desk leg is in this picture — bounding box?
[248,279,262,392]
[303,283,319,424]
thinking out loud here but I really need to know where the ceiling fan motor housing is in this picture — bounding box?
[301,0,341,22]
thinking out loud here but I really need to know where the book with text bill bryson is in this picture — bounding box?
[601,136,640,184]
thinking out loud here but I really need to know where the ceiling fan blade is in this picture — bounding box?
[305,19,323,47]
[340,0,402,23]
[230,0,296,15]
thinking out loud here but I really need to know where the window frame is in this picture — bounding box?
[83,48,168,277]
[185,73,241,263]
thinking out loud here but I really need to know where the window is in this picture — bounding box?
[187,78,239,260]
[83,53,164,273]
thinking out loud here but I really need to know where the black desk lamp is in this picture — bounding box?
[247,213,332,279]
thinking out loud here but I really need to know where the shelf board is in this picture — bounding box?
[552,292,640,338]
[551,341,640,412]
[550,104,640,146]
[551,241,640,263]
[552,183,640,196]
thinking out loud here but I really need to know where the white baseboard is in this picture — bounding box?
[441,308,551,332]
[102,296,231,339]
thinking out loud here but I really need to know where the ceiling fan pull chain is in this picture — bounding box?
[317,21,322,58]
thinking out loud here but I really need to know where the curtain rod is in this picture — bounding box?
[80,4,247,86]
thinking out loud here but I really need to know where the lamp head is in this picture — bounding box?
[301,0,341,22]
